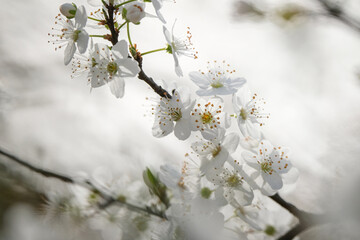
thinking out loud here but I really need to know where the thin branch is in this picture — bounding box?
[0,146,166,219]
[271,194,326,240]
[317,0,360,33]
[103,3,172,99]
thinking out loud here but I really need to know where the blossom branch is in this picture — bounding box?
[0,146,166,219]
[103,2,172,99]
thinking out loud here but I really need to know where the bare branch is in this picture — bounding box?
[0,146,166,219]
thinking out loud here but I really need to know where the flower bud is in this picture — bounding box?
[125,1,146,24]
[59,3,77,19]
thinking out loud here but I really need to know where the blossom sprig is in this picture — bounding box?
[163,22,198,77]
[45,1,301,239]
[49,5,89,65]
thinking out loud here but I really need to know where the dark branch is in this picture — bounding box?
[0,146,166,219]
[317,0,360,33]
[104,3,172,99]
[271,194,326,240]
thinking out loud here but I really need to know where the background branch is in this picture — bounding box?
[0,147,166,219]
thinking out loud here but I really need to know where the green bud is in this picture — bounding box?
[264,225,276,236]
[201,187,212,199]
[59,3,77,19]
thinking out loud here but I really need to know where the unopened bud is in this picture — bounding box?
[125,1,146,24]
[59,3,77,19]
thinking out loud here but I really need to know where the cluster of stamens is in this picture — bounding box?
[171,27,198,59]
[48,14,74,51]
[240,93,269,126]
[191,101,222,131]
[199,60,236,89]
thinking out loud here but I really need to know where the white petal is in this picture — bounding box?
[109,78,125,98]
[262,171,283,191]
[189,71,210,89]
[75,5,87,29]
[156,9,166,23]
[162,25,172,44]
[119,58,140,77]
[174,119,191,140]
[222,132,240,154]
[64,41,76,65]
[76,30,89,54]
[173,53,183,77]
[112,40,129,59]
[227,77,247,89]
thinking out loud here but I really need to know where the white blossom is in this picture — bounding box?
[163,22,198,77]
[151,87,195,140]
[242,140,292,191]
[190,97,230,140]
[49,5,89,65]
[191,128,239,174]
[189,60,246,96]
[232,85,269,140]
[206,164,254,207]
[89,40,140,98]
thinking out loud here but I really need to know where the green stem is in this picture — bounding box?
[141,48,167,56]
[115,0,136,9]
[90,35,105,38]
[127,22,133,47]
[88,16,102,22]
[117,21,127,31]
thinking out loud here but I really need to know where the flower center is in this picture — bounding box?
[170,109,182,121]
[226,174,242,188]
[91,57,97,67]
[212,145,221,157]
[240,108,248,120]
[201,112,213,124]
[261,161,273,174]
[72,30,81,42]
[107,61,118,75]
[211,81,224,88]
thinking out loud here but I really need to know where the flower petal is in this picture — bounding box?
[174,118,191,140]
[222,132,240,154]
[64,41,76,65]
[189,71,209,89]
[76,30,89,54]
[75,5,87,29]
[109,77,125,98]
[262,171,283,191]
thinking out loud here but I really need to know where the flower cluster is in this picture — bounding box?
[47,1,299,240]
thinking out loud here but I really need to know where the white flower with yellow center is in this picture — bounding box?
[89,40,140,98]
[206,164,254,207]
[163,22,198,77]
[189,61,246,96]
[242,140,292,191]
[190,97,230,140]
[232,85,269,140]
[191,128,239,174]
[152,87,195,140]
[49,5,89,65]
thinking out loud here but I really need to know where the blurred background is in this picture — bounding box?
[0,0,360,239]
